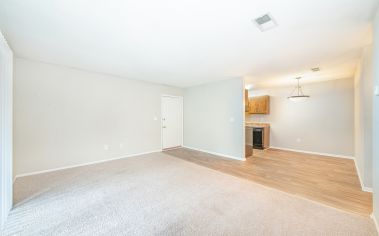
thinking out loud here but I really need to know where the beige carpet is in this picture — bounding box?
[3,152,377,235]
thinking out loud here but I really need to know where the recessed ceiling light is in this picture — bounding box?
[254,13,277,32]
[311,67,320,72]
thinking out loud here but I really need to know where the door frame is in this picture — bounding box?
[0,33,13,230]
[161,95,183,150]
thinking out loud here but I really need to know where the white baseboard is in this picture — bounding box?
[183,146,245,161]
[351,155,372,193]
[353,158,366,192]
[363,186,373,192]
[371,214,379,234]
[14,149,161,180]
[269,146,355,159]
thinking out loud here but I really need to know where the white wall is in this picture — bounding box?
[246,78,355,157]
[372,5,379,227]
[0,30,13,229]
[354,46,373,189]
[183,78,245,160]
[13,58,183,176]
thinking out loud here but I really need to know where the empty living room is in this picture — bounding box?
[1,0,379,235]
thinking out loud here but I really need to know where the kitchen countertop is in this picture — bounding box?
[245,122,270,128]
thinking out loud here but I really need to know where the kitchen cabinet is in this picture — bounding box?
[245,126,253,157]
[249,95,270,114]
[252,125,270,149]
[245,122,270,151]
[245,89,249,112]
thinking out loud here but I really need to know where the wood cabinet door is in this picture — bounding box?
[249,95,269,114]
[262,95,270,114]
[249,98,257,113]
[245,90,249,112]
[257,96,264,113]
[258,96,268,113]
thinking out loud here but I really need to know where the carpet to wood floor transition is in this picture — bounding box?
[4,152,377,236]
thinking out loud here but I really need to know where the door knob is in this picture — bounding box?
[163,126,166,128]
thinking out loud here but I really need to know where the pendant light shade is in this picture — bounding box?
[287,77,310,101]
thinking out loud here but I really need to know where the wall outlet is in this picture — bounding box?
[153,116,158,121]
[104,145,109,151]
[296,138,301,143]
[229,117,235,123]
[119,143,124,149]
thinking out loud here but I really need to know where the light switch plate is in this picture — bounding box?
[375,86,379,96]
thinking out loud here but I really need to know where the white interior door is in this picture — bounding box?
[162,96,182,149]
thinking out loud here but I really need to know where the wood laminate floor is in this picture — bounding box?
[164,148,372,216]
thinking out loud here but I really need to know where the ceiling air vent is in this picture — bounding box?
[254,13,277,32]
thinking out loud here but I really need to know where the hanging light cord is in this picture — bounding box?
[289,78,304,97]
[287,76,311,100]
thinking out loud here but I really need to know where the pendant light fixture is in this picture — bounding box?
[287,77,310,101]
